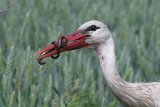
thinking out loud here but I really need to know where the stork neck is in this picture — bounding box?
[96,37,126,89]
[96,37,156,107]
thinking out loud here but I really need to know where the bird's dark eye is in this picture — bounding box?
[81,25,100,34]
[87,25,100,31]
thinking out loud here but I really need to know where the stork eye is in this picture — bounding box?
[87,25,100,31]
[81,25,100,34]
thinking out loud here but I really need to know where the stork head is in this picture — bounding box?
[36,20,111,65]
[78,20,111,45]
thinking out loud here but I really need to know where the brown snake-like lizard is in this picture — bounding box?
[0,0,19,14]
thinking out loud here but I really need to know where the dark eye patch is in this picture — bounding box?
[87,25,100,31]
[81,25,100,34]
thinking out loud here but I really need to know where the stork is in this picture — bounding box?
[36,20,160,107]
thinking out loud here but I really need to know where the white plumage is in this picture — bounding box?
[78,20,160,107]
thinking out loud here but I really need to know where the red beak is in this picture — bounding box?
[35,30,89,65]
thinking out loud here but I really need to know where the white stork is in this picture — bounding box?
[36,20,160,107]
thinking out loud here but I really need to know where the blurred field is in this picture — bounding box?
[0,0,160,107]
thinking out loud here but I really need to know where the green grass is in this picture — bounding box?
[0,0,160,107]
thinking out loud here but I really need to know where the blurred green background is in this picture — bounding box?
[0,0,160,107]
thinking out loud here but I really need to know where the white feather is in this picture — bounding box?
[79,20,160,107]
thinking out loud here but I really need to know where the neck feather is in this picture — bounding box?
[95,37,155,107]
[96,37,127,93]
[97,37,124,88]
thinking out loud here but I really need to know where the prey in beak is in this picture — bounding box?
[35,30,90,65]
